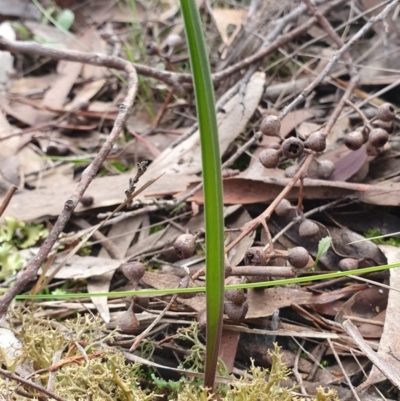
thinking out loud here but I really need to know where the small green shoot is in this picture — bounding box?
[0,217,48,281]
[56,9,75,31]
[314,236,332,267]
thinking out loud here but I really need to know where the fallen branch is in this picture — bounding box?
[0,64,138,316]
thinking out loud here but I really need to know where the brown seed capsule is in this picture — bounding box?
[116,305,139,334]
[275,199,293,216]
[224,301,248,323]
[305,131,326,153]
[299,219,319,238]
[284,164,299,178]
[225,277,247,305]
[339,258,359,271]
[259,148,281,169]
[282,137,304,159]
[121,262,146,285]
[225,261,233,277]
[288,247,310,269]
[376,102,395,122]
[356,126,370,144]
[245,247,267,266]
[177,275,197,299]
[344,130,364,150]
[267,143,282,150]
[317,160,335,179]
[80,195,94,207]
[134,296,149,310]
[368,128,389,148]
[372,119,393,133]
[174,234,196,259]
[260,115,281,137]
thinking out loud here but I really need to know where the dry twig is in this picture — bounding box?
[0,367,68,401]
[0,64,138,317]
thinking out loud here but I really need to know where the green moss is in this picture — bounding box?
[364,229,400,247]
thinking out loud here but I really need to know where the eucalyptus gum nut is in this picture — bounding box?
[376,102,395,122]
[282,137,304,159]
[284,164,299,178]
[317,160,335,179]
[260,115,281,137]
[174,234,196,259]
[259,148,280,168]
[224,301,248,323]
[356,126,370,144]
[134,296,149,310]
[338,258,359,270]
[121,262,146,284]
[299,219,319,238]
[288,247,309,269]
[344,131,364,150]
[244,247,266,266]
[305,131,326,152]
[372,119,393,133]
[275,199,292,216]
[225,277,247,305]
[116,307,139,334]
[368,128,389,148]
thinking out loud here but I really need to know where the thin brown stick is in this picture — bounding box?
[282,0,398,119]
[230,265,295,277]
[0,0,344,92]
[0,65,138,317]
[225,153,314,253]
[0,184,17,217]
[0,367,68,401]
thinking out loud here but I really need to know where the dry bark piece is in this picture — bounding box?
[369,128,389,148]
[174,234,196,259]
[122,262,146,284]
[344,130,364,150]
[225,277,247,305]
[224,301,248,323]
[245,247,267,266]
[259,148,281,168]
[305,131,326,152]
[260,115,281,137]
[338,258,359,270]
[116,305,139,334]
[376,102,395,122]
[299,219,319,238]
[282,137,304,159]
[275,198,292,216]
[288,247,310,269]
[316,160,334,179]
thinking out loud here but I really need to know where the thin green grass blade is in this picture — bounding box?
[179,0,225,391]
[15,262,400,298]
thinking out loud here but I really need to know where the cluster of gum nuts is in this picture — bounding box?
[258,102,396,180]
[171,233,312,326]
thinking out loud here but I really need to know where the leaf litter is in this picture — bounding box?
[1,0,400,400]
